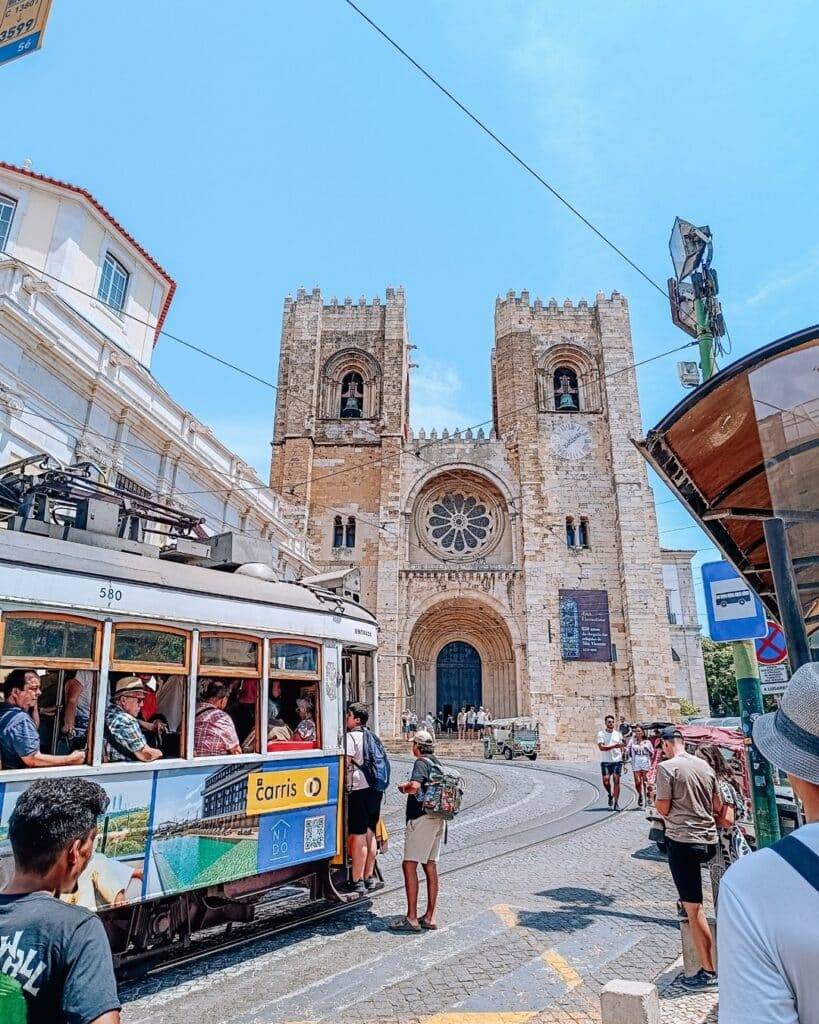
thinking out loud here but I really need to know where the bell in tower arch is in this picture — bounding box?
[340,372,364,418]
[553,368,579,412]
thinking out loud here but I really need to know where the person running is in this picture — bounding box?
[0,777,121,1023]
[390,729,445,932]
[597,714,624,810]
[655,726,723,990]
[627,724,654,808]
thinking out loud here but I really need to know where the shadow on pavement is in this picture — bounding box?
[520,886,679,935]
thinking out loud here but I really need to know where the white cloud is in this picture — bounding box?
[744,250,819,307]
[410,358,480,433]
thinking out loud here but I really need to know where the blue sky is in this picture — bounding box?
[5,2,819,621]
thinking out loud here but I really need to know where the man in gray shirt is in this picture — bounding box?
[0,776,120,1023]
[655,725,724,990]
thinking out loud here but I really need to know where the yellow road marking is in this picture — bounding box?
[491,903,520,928]
[424,1014,536,1024]
[541,949,583,990]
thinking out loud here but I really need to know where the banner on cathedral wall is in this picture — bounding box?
[559,589,612,662]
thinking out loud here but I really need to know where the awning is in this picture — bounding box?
[637,324,819,637]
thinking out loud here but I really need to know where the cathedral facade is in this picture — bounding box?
[270,286,700,756]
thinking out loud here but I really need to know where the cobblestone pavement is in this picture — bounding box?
[121,759,718,1024]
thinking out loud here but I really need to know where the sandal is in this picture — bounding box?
[420,919,438,930]
[388,916,421,933]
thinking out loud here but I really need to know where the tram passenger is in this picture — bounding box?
[103,677,163,763]
[194,680,242,757]
[0,670,85,769]
[294,697,317,742]
[58,669,95,754]
[155,673,185,732]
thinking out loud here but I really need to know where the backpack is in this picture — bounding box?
[420,756,464,820]
[360,727,391,792]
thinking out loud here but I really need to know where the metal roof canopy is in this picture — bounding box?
[637,324,819,637]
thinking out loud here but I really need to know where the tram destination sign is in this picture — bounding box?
[559,589,612,663]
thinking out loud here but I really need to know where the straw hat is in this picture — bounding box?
[753,662,819,784]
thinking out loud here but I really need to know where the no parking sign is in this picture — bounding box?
[755,621,788,666]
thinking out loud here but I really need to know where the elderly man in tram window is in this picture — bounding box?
[104,677,163,763]
[194,679,242,757]
[0,669,86,769]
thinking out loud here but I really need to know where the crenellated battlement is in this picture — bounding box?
[406,426,498,443]
[494,289,626,315]
[283,286,404,318]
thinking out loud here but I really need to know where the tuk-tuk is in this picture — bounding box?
[483,718,540,760]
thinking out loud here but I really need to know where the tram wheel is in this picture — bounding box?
[527,753,537,760]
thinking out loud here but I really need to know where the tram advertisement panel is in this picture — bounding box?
[0,755,340,912]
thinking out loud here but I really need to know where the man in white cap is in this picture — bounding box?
[718,662,819,1024]
[390,729,445,932]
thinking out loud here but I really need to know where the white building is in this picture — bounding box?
[0,161,311,578]
[662,548,709,711]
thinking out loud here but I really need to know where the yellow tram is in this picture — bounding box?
[0,477,378,962]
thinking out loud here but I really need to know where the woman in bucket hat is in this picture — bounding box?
[717,661,819,1024]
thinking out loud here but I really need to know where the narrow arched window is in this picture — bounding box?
[565,516,575,548]
[345,516,356,548]
[340,372,364,418]
[578,517,590,549]
[553,367,579,412]
[333,515,344,548]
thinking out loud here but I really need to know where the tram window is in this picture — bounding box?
[269,642,318,675]
[38,668,98,762]
[200,635,259,672]
[112,627,187,669]
[2,615,97,665]
[103,672,173,764]
[265,678,320,751]
[198,634,262,756]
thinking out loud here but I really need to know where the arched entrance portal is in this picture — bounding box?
[436,641,482,719]
[406,596,517,721]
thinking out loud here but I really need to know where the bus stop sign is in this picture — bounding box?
[702,560,767,643]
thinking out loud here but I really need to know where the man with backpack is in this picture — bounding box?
[390,729,462,932]
[345,701,389,895]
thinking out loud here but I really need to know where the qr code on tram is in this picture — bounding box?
[304,815,326,852]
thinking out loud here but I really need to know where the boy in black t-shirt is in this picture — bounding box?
[0,777,121,1024]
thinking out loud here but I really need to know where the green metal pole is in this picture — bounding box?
[732,640,781,847]
[695,292,780,847]
[695,296,715,380]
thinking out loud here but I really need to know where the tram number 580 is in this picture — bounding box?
[99,585,123,604]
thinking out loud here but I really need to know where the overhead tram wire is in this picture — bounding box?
[341,0,698,325]
[0,252,697,501]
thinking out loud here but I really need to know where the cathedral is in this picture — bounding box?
[270,286,702,756]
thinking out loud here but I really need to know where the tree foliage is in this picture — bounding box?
[702,638,738,715]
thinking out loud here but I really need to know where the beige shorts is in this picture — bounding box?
[403,815,445,864]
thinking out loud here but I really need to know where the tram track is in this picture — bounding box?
[119,760,636,983]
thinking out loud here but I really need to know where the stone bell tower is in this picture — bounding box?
[270,287,411,731]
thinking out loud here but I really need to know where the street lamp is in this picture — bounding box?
[667,216,726,383]
[669,217,712,282]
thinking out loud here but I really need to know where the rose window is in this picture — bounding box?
[427,492,492,553]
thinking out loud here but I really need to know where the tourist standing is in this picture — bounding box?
[466,706,477,738]
[718,662,819,1023]
[627,724,654,808]
[597,714,624,811]
[476,706,487,736]
[457,707,467,740]
[345,701,386,894]
[390,729,445,932]
[0,777,121,1022]
[655,726,722,990]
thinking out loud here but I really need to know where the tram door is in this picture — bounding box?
[436,641,481,718]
